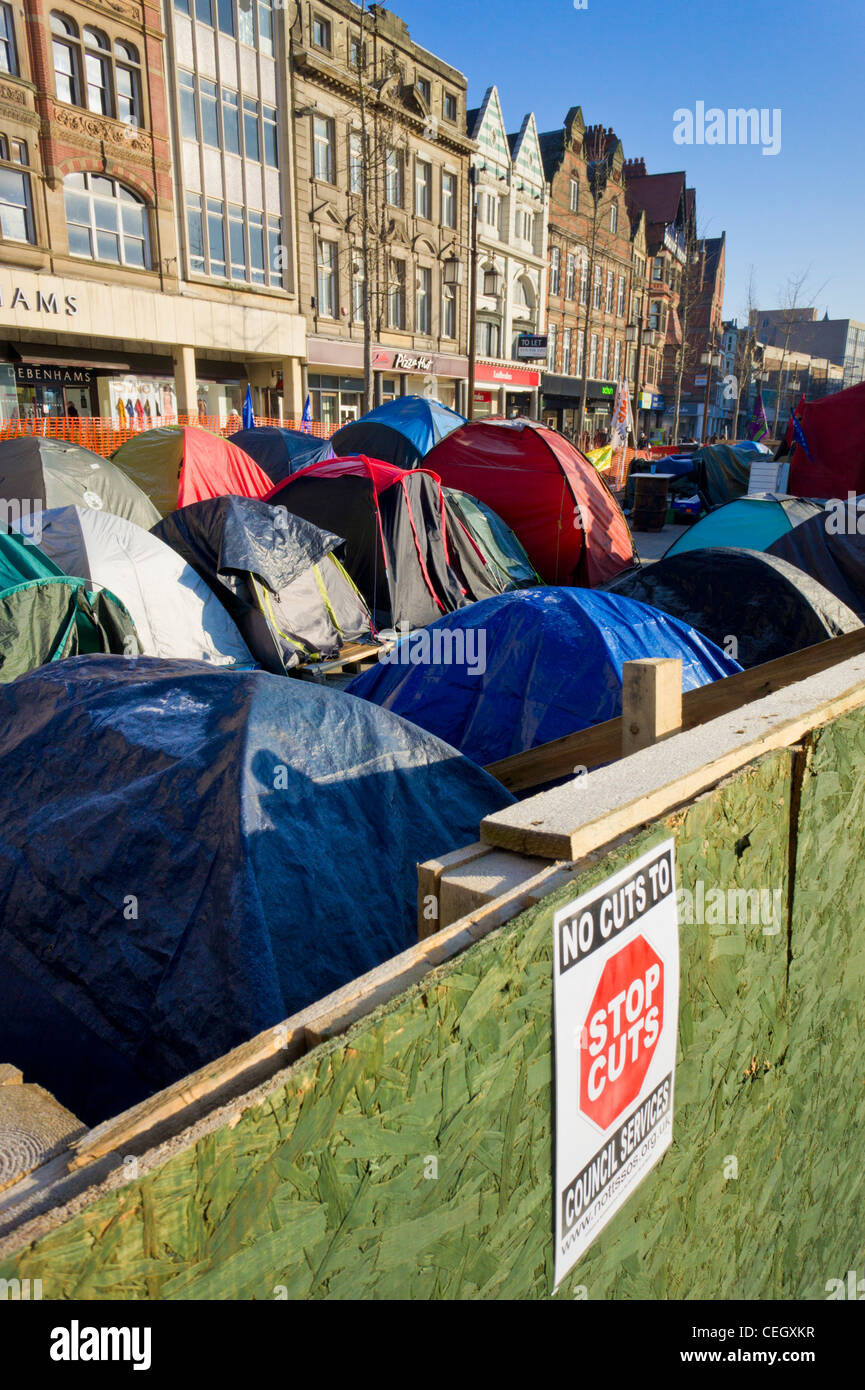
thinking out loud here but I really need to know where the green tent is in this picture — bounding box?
[444,488,542,592]
[0,533,139,683]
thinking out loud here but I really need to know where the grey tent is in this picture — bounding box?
[767,505,865,622]
[153,495,375,672]
[0,435,161,530]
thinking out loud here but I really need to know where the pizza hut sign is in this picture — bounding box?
[393,352,435,372]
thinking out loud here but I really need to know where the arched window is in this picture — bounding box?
[514,276,534,311]
[50,14,141,125]
[64,172,150,268]
[114,41,141,127]
[51,13,82,106]
[83,27,111,115]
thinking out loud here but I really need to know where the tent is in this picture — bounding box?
[267,456,500,630]
[788,380,865,498]
[229,426,334,484]
[347,587,740,766]
[605,548,861,668]
[0,656,514,1122]
[664,495,823,558]
[0,532,138,682]
[30,506,254,665]
[331,395,465,469]
[685,442,751,507]
[0,435,160,530]
[423,418,634,585]
[153,495,374,671]
[112,426,273,514]
[444,488,542,592]
[767,505,865,621]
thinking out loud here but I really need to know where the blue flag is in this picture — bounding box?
[242,386,255,430]
[300,394,312,435]
[792,412,812,461]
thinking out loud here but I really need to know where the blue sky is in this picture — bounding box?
[392,0,865,325]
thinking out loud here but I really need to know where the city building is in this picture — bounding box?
[741,340,843,436]
[466,85,547,419]
[676,232,727,441]
[749,308,865,391]
[289,0,474,424]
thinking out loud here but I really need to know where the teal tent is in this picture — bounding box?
[665,495,823,558]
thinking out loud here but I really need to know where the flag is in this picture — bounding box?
[300,394,312,434]
[610,379,631,447]
[747,389,769,443]
[792,411,812,461]
[242,386,255,430]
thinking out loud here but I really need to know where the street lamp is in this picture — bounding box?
[700,343,723,443]
[482,265,503,297]
[442,255,463,287]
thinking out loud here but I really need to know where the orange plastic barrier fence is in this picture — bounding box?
[0,415,338,459]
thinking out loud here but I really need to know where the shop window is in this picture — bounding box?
[0,136,34,244]
[314,116,335,183]
[316,238,338,317]
[416,266,431,334]
[0,4,17,76]
[64,172,149,268]
[441,170,456,229]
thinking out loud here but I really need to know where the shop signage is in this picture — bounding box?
[1,284,78,316]
[516,334,548,361]
[14,364,92,387]
[373,350,436,373]
[553,839,679,1288]
[474,363,540,388]
[695,375,708,387]
[639,390,653,410]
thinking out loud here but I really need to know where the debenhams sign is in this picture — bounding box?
[0,282,79,316]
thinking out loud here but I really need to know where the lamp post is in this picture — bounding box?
[467,166,479,421]
[699,341,723,444]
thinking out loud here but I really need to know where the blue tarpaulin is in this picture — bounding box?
[347,588,741,766]
[229,426,333,484]
[0,657,513,1123]
[331,395,465,469]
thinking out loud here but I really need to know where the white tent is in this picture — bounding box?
[28,506,254,665]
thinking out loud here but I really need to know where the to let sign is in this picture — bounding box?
[552,839,679,1289]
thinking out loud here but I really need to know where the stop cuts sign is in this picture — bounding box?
[580,935,664,1131]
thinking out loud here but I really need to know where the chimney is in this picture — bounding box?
[625,157,647,177]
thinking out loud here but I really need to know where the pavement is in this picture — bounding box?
[632,522,691,564]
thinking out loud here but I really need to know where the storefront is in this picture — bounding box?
[306,338,469,424]
[473,361,541,419]
[638,390,666,442]
[541,375,617,444]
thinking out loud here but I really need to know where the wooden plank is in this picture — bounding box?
[417,841,489,940]
[486,627,865,793]
[621,658,682,756]
[0,1084,85,1195]
[481,650,865,860]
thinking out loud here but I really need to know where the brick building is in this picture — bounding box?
[677,232,727,440]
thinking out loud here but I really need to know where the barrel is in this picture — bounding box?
[631,473,671,532]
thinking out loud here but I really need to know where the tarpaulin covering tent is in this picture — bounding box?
[686,442,752,507]
[229,426,334,484]
[767,505,865,621]
[664,495,823,557]
[423,418,635,585]
[788,380,865,498]
[153,495,373,671]
[331,395,465,470]
[347,588,740,766]
[0,657,514,1123]
[112,426,273,514]
[267,456,499,629]
[605,548,861,668]
[444,488,542,592]
[29,506,254,665]
[0,436,160,530]
[0,533,138,682]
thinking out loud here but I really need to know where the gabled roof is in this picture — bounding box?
[626,170,687,227]
[508,111,545,188]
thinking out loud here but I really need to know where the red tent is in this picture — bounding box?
[424,418,634,585]
[177,428,273,507]
[788,380,865,498]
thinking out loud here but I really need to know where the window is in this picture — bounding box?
[652,256,663,281]
[195,0,213,23]
[549,245,560,296]
[579,255,588,305]
[64,172,149,268]
[415,159,432,219]
[477,320,500,356]
[602,337,610,378]
[417,76,431,106]
[616,274,625,317]
[385,147,403,206]
[443,91,457,122]
[569,177,579,212]
[546,323,557,372]
[441,170,456,229]
[1,5,18,76]
[216,0,234,34]
[222,88,240,155]
[648,300,661,331]
[186,192,205,272]
[268,214,283,288]
[228,202,246,279]
[442,283,456,339]
[179,70,198,139]
[348,34,365,70]
[516,208,533,242]
[592,264,602,309]
[84,27,113,116]
[51,14,81,106]
[312,14,331,49]
[565,253,576,300]
[257,0,274,58]
[313,115,334,182]
[610,202,618,234]
[174,0,190,13]
[576,329,585,376]
[206,196,225,275]
[243,97,260,161]
[263,106,278,167]
[349,131,363,194]
[613,340,622,379]
[0,137,33,243]
[388,258,406,329]
[238,0,254,46]
[352,265,364,323]
[416,266,431,333]
[316,238,338,316]
[562,328,572,375]
[51,17,141,124]
[115,42,141,127]
[605,269,614,313]
[589,333,598,376]
[200,78,219,147]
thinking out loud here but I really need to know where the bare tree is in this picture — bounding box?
[769,268,814,438]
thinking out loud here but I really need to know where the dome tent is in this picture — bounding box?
[331,395,465,469]
[112,425,273,514]
[605,548,861,668]
[29,505,254,665]
[0,435,160,530]
[0,532,138,683]
[423,418,634,586]
[229,426,334,483]
[444,488,542,591]
[347,587,740,766]
[0,657,513,1124]
[767,503,865,621]
[663,495,823,558]
[153,495,374,672]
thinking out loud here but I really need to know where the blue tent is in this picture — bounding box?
[331,395,465,469]
[229,425,333,484]
[346,588,741,766]
[0,657,512,1123]
[665,495,823,557]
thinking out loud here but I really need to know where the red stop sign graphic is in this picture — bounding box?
[580,935,664,1131]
